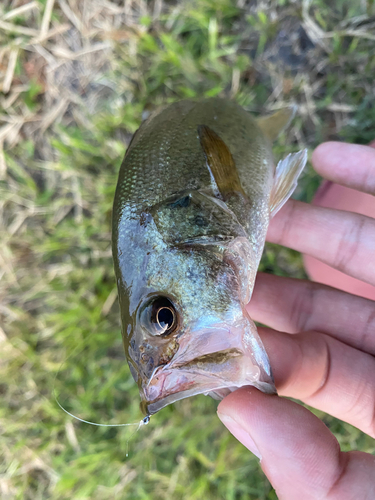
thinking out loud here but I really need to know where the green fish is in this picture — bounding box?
[112,98,307,416]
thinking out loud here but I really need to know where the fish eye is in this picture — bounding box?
[142,297,178,336]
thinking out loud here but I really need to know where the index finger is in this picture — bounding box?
[312,142,375,195]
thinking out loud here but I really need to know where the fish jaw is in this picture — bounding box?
[139,312,276,415]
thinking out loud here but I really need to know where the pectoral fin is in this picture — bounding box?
[270,149,308,217]
[198,125,246,198]
[257,106,297,142]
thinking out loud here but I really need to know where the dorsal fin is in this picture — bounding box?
[256,106,296,142]
[198,125,246,198]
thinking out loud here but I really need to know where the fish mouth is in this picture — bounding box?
[139,313,276,415]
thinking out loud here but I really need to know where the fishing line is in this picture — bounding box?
[125,416,151,457]
[55,379,150,457]
[54,391,150,428]
[53,337,150,430]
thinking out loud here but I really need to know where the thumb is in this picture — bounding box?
[217,387,375,500]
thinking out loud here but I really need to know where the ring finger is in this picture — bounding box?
[259,326,375,438]
[247,272,375,354]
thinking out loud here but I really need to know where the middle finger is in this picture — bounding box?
[267,200,375,285]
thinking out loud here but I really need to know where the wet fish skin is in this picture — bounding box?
[112,97,306,415]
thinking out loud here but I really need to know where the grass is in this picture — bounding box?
[1,0,375,498]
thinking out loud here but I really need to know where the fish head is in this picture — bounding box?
[117,227,275,415]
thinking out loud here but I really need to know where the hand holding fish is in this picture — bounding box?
[218,141,375,499]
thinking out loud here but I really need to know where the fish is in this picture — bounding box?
[112,98,307,416]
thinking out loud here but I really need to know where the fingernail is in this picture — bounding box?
[218,413,261,459]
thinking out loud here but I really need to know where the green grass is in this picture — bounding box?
[1,0,375,498]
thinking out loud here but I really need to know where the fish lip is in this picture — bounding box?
[139,316,276,415]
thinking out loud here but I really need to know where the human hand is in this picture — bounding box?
[217,142,375,499]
